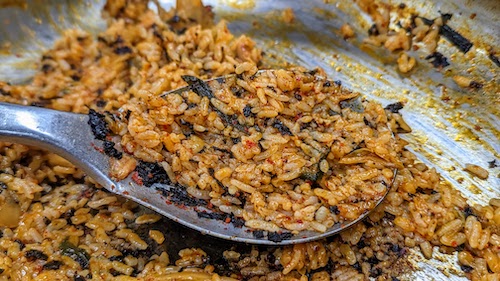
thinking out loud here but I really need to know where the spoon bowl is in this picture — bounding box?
[0,72,394,245]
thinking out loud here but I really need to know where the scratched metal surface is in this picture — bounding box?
[0,0,498,279]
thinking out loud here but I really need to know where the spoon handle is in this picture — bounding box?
[0,102,113,187]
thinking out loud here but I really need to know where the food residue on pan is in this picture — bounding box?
[0,0,499,280]
[339,23,355,40]
[464,164,489,180]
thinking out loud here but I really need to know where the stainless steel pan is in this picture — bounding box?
[0,0,498,279]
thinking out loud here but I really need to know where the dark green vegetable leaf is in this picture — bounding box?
[60,239,90,269]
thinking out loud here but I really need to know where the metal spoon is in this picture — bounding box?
[0,79,393,245]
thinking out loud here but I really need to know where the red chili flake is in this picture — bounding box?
[91,143,104,153]
[266,158,275,164]
[225,217,231,223]
[293,113,303,121]
[297,219,303,224]
[451,241,458,247]
[207,202,213,208]
[244,139,256,149]
[474,125,482,131]
[123,191,129,195]
[165,200,172,205]
[131,172,143,185]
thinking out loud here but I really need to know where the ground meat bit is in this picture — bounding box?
[425,52,450,68]
[103,140,123,159]
[114,46,132,54]
[87,109,110,141]
[43,260,63,270]
[385,102,404,113]
[25,249,48,261]
[135,161,170,187]
[267,231,293,242]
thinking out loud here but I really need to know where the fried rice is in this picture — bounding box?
[101,68,399,234]
[0,0,499,280]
